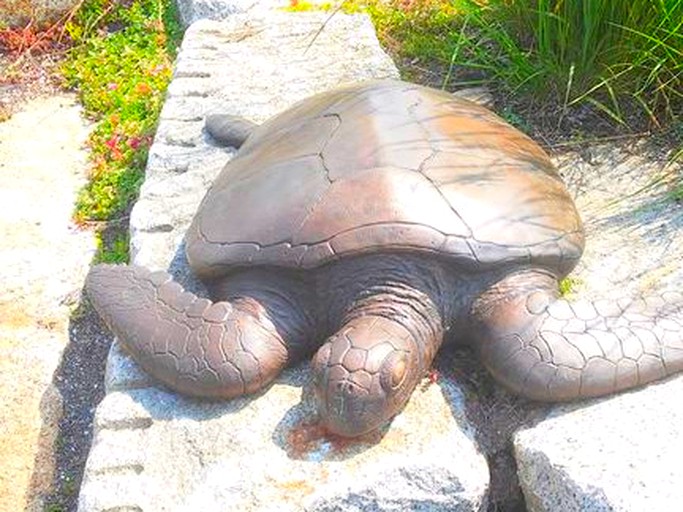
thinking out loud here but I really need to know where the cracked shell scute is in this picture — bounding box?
[185,80,584,277]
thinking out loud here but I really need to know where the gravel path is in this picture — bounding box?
[0,93,111,511]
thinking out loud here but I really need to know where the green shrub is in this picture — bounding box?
[63,0,182,224]
[62,0,182,261]
[94,230,129,263]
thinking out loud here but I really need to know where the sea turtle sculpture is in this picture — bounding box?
[86,80,683,437]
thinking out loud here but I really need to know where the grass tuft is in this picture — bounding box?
[93,230,129,264]
[559,276,582,297]
[347,0,682,136]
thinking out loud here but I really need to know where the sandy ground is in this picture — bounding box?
[0,94,96,511]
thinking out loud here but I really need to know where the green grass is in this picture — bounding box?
[353,0,466,86]
[667,137,683,202]
[62,0,183,261]
[348,0,682,133]
[670,184,683,202]
[454,0,682,126]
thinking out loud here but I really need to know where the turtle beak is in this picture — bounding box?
[315,374,382,437]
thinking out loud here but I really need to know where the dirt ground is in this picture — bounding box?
[0,85,107,511]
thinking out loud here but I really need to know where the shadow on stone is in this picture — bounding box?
[435,345,548,512]
[125,374,277,422]
[561,139,683,297]
[168,239,210,296]
[39,298,113,512]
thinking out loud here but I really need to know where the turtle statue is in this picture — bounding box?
[86,80,683,437]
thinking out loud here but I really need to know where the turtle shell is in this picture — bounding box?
[186,80,584,279]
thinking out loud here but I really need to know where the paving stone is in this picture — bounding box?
[515,377,683,512]
[0,94,95,512]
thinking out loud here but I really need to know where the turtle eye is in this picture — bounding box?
[380,352,408,391]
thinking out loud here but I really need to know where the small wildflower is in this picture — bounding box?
[135,82,152,95]
[104,135,118,150]
[149,64,168,76]
[128,137,141,150]
[104,135,124,161]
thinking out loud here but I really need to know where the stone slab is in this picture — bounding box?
[174,0,286,28]
[81,368,488,511]
[560,143,683,299]
[515,376,683,512]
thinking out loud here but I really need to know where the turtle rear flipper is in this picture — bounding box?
[473,270,683,401]
[451,87,494,108]
[85,264,315,398]
[205,114,258,149]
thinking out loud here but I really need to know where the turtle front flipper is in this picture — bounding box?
[472,270,683,401]
[85,264,316,399]
[205,114,258,149]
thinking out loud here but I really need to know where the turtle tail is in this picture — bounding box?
[473,270,683,401]
[85,264,291,398]
[205,114,258,149]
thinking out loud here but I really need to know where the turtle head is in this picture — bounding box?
[310,317,420,438]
